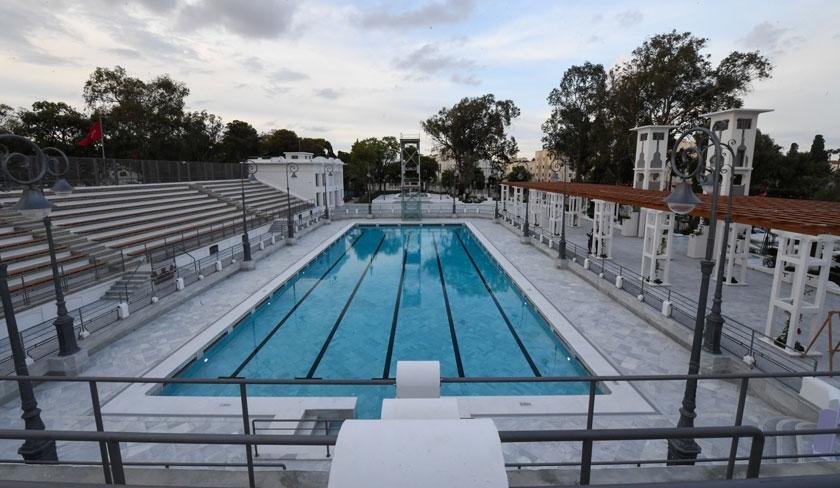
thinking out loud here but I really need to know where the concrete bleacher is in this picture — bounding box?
[195,180,311,218]
[0,180,311,312]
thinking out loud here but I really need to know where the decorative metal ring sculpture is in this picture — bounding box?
[243,161,258,176]
[668,127,723,184]
[325,164,333,175]
[288,163,299,176]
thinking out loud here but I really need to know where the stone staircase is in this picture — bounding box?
[760,416,823,463]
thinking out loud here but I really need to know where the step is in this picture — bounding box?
[7,250,74,273]
[70,202,233,234]
[53,195,218,223]
[106,211,246,250]
[86,207,239,241]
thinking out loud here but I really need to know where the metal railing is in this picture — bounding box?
[333,202,496,219]
[0,157,242,190]
[0,205,327,374]
[500,209,821,388]
[1,370,839,486]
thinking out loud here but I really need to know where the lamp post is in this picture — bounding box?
[0,264,58,461]
[366,168,373,216]
[285,162,298,241]
[239,161,257,266]
[451,168,458,216]
[492,167,500,220]
[323,163,333,222]
[703,140,740,354]
[663,127,724,463]
[1,134,79,357]
[551,159,569,265]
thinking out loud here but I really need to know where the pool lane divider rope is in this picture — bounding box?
[229,231,367,378]
[455,231,542,377]
[306,233,388,379]
[382,238,409,379]
[433,237,466,377]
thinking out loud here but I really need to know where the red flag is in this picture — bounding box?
[78,120,103,147]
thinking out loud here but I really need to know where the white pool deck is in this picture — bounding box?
[0,218,812,469]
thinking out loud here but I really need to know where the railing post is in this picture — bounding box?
[746,428,764,479]
[89,381,113,484]
[239,383,256,488]
[106,440,126,485]
[580,380,596,485]
[726,377,750,479]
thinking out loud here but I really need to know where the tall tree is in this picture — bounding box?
[0,103,18,132]
[14,101,89,154]
[543,31,773,185]
[541,62,609,182]
[260,129,299,156]
[809,134,828,162]
[217,120,259,162]
[423,94,519,195]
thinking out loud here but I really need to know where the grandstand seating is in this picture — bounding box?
[0,180,311,312]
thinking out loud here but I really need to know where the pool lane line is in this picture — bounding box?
[228,231,367,378]
[433,237,465,378]
[455,231,542,377]
[382,240,409,379]
[306,233,388,379]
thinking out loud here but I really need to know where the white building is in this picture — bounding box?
[248,152,345,210]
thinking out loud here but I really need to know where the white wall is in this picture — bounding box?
[249,153,344,209]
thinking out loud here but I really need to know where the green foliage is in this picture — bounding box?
[544,31,773,184]
[217,120,260,162]
[752,131,835,199]
[423,94,519,194]
[5,66,334,163]
[507,164,531,181]
[440,169,456,189]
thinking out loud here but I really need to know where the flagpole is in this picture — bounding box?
[99,116,106,160]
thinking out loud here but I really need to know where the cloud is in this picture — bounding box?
[615,9,642,27]
[591,13,603,23]
[177,0,299,39]
[107,47,143,59]
[242,57,265,72]
[0,5,77,66]
[269,67,309,82]
[740,21,804,55]
[394,43,479,84]
[134,0,178,12]
[313,88,342,100]
[359,0,474,30]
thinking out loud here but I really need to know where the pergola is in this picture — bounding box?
[501,181,839,352]
[506,181,840,237]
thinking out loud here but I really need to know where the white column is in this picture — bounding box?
[548,192,563,235]
[712,222,750,285]
[568,196,583,227]
[640,209,675,285]
[765,232,836,351]
[591,199,615,258]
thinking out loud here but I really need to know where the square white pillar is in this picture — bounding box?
[640,209,675,285]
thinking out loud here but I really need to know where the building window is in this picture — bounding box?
[640,134,648,141]
[736,118,752,130]
[316,193,322,206]
[652,132,665,141]
[316,174,321,186]
[713,120,729,131]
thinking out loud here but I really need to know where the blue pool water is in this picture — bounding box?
[162,225,594,417]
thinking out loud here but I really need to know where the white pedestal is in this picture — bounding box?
[620,212,640,237]
[687,234,707,258]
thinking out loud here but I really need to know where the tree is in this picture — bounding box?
[82,66,194,159]
[217,120,260,162]
[541,62,609,182]
[0,103,18,132]
[346,138,381,196]
[299,137,336,158]
[810,134,828,162]
[440,169,456,190]
[423,94,520,195]
[507,164,531,181]
[260,129,298,156]
[14,101,89,154]
[543,31,773,185]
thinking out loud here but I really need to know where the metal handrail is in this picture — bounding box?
[0,371,838,486]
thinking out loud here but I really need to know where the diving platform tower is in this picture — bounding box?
[400,134,422,219]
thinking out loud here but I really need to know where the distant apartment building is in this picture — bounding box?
[530,150,575,182]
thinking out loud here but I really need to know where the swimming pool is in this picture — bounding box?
[161,224,595,418]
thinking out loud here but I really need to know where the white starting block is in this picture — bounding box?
[327,361,507,488]
[328,419,506,488]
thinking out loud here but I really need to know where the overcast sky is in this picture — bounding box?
[1,0,838,156]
